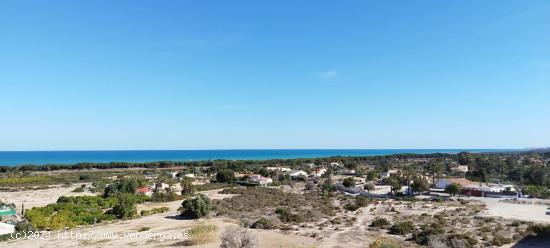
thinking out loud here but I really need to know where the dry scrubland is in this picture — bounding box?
[4,184,550,248]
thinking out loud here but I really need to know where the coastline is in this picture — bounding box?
[0,148,518,166]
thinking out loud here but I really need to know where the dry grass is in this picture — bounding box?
[183,222,219,246]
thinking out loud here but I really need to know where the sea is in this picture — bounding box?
[0,149,517,166]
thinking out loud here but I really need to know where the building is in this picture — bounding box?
[248,174,273,186]
[304,163,316,168]
[266,167,292,172]
[136,187,153,197]
[451,165,469,174]
[381,169,398,178]
[289,170,308,178]
[330,162,342,167]
[154,182,171,191]
[436,178,475,189]
[311,168,327,177]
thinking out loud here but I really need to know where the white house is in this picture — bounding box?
[266,167,291,172]
[451,165,469,174]
[154,182,171,191]
[305,163,316,168]
[381,169,398,178]
[249,174,273,186]
[436,178,475,189]
[311,168,327,177]
[289,170,308,178]
[330,162,342,167]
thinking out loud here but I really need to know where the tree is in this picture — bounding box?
[220,226,258,248]
[111,193,137,219]
[426,160,444,186]
[445,183,461,196]
[364,183,375,192]
[410,178,430,194]
[343,177,356,188]
[216,169,236,183]
[458,152,473,165]
[180,194,211,219]
[180,176,195,195]
[387,176,402,194]
[157,171,176,189]
[103,178,143,198]
[366,171,379,181]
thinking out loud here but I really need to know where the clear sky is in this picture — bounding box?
[1,1,549,150]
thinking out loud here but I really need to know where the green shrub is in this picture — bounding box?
[413,223,445,245]
[78,174,90,181]
[151,191,182,202]
[389,221,415,235]
[180,194,211,219]
[370,217,391,228]
[344,203,359,211]
[110,193,137,219]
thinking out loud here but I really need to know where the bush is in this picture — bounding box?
[138,226,150,232]
[110,193,137,219]
[364,183,375,192]
[151,191,182,202]
[251,217,276,229]
[369,238,401,248]
[78,174,90,181]
[220,226,258,248]
[356,196,372,207]
[25,195,120,230]
[492,235,512,246]
[370,217,391,228]
[527,223,550,236]
[275,207,304,223]
[413,223,445,245]
[141,207,169,216]
[389,221,415,235]
[183,222,218,246]
[212,187,334,226]
[344,203,359,211]
[72,187,85,193]
[180,194,211,219]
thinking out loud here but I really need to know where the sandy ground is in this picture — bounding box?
[1,189,319,248]
[0,184,96,212]
[4,184,550,248]
[475,197,550,224]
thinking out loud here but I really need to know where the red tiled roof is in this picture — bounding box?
[136,187,151,193]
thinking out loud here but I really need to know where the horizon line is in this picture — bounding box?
[0,148,530,152]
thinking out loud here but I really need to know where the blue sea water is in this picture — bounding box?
[0,149,516,166]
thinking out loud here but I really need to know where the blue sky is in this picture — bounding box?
[1,1,549,150]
